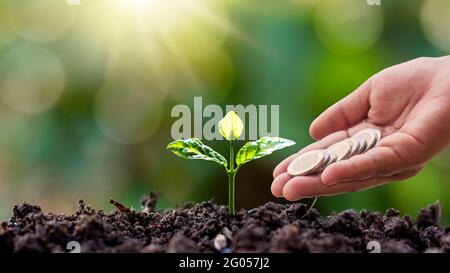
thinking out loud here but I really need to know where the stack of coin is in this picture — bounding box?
[287,128,382,176]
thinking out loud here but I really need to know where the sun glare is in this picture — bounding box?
[104,0,231,83]
[130,0,153,8]
[88,0,264,138]
[113,0,172,14]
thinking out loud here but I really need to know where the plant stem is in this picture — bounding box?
[301,197,318,219]
[228,140,236,216]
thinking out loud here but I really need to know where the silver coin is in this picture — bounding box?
[355,128,382,152]
[358,128,382,141]
[287,150,327,176]
[328,150,338,165]
[373,128,382,143]
[316,150,332,172]
[327,141,352,162]
[290,128,384,176]
[376,130,381,141]
[354,133,370,153]
[344,138,359,156]
[364,132,378,151]
[350,137,362,156]
[353,134,367,154]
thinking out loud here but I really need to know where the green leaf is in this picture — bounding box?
[218,111,244,141]
[236,137,296,166]
[167,138,227,168]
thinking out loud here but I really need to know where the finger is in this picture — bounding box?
[327,165,424,185]
[309,79,372,140]
[271,173,291,197]
[272,130,349,178]
[401,106,450,162]
[272,153,298,179]
[321,133,414,185]
[282,168,420,201]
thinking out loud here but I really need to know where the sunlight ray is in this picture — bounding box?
[179,0,272,56]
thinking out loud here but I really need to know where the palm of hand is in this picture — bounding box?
[272,57,450,201]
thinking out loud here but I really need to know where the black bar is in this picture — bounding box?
[1,253,447,272]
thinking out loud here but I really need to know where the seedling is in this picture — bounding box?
[167,111,295,215]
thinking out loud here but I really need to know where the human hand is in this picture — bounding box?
[272,56,450,201]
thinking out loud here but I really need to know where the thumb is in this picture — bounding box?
[310,78,372,140]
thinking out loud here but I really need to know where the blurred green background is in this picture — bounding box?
[0,0,449,223]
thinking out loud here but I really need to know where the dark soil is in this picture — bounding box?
[1,192,449,253]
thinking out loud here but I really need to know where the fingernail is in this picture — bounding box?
[271,185,283,198]
[273,193,283,198]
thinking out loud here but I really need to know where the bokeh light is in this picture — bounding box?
[421,0,450,53]
[152,0,230,60]
[314,0,383,54]
[0,8,17,50]
[172,50,236,101]
[5,0,76,43]
[106,0,231,61]
[0,45,65,114]
[95,82,163,144]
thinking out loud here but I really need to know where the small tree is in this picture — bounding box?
[167,111,295,215]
